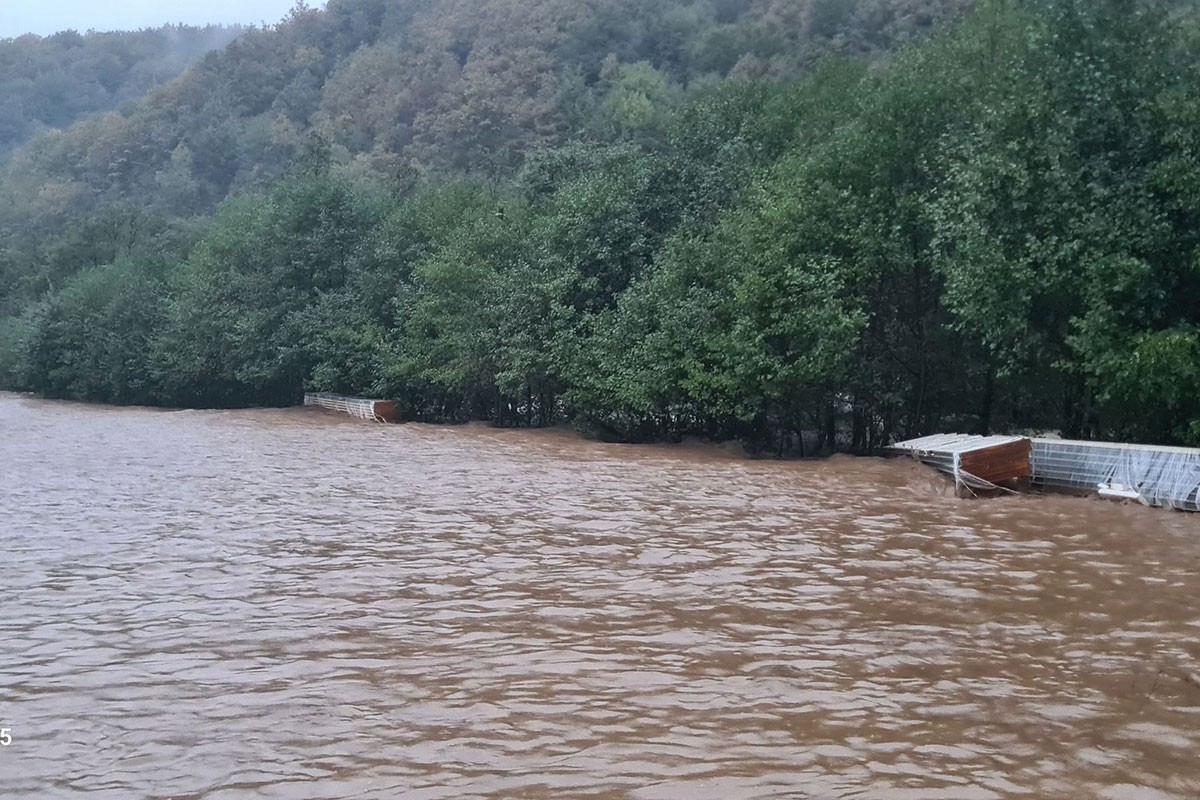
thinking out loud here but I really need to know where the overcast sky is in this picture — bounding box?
[1,1,318,39]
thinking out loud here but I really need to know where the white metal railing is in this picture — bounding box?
[303,392,392,423]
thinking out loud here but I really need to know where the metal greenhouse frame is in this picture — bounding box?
[889,434,1200,511]
[1031,439,1200,511]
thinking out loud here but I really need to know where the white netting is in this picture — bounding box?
[1032,440,1200,511]
[953,466,1021,497]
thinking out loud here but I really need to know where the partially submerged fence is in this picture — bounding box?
[303,392,399,423]
[1031,439,1200,511]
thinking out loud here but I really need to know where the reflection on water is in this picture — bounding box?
[1,393,1198,799]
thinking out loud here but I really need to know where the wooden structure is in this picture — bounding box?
[887,433,1033,496]
[303,392,400,423]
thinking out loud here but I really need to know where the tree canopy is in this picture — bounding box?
[3,0,1200,451]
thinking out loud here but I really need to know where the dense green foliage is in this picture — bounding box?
[3,0,1200,451]
[0,25,242,160]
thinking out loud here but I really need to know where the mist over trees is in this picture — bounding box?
[0,24,243,161]
[2,0,1198,451]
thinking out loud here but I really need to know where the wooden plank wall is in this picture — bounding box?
[960,440,1032,488]
[372,401,400,423]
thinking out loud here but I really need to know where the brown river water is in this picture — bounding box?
[2,392,1199,799]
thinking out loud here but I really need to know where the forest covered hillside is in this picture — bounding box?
[0,25,243,160]
[0,0,969,228]
[2,0,1199,453]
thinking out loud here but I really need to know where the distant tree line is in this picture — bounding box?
[0,24,242,160]
[1,0,1199,452]
[0,0,969,231]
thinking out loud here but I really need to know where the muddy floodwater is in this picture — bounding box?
[2,393,1199,799]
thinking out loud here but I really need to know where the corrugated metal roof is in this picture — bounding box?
[889,433,1028,455]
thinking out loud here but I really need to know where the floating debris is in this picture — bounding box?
[303,392,399,423]
[886,434,1032,496]
[890,433,1200,511]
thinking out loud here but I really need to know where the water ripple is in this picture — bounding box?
[2,394,1199,798]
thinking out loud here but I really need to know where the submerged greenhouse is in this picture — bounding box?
[889,434,1200,511]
